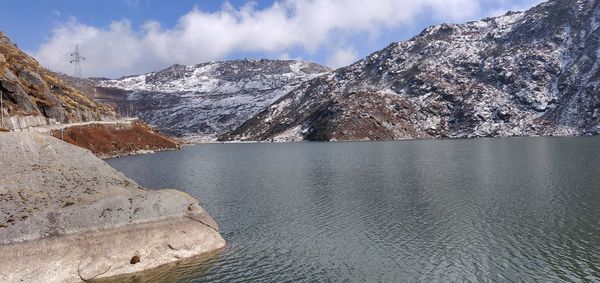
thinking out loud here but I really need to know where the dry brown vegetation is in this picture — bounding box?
[51,121,180,158]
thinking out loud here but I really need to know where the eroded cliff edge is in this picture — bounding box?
[0,132,225,282]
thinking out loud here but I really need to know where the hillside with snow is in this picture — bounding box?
[222,0,600,141]
[98,59,330,140]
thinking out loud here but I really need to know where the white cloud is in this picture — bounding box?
[326,48,358,69]
[125,0,140,7]
[34,0,543,78]
[35,18,149,78]
[486,0,543,17]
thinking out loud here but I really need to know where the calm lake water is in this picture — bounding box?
[107,137,600,282]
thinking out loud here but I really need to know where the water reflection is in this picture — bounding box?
[93,250,222,283]
[108,137,600,282]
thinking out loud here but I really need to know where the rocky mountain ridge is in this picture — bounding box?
[98,59,330,140]
[222,0,600,141]
[0,32,115,128]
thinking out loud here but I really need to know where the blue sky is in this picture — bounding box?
[0,0,542,78]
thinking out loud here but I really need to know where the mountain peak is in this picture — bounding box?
[97,59,330,139]
[222,0,600,141]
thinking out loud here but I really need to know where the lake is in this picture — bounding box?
[107,137,600,282]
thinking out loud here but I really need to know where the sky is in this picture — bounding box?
[0,0,543,79]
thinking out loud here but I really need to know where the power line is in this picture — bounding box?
[69,45,85,78]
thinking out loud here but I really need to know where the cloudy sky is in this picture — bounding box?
[1,0,542,78]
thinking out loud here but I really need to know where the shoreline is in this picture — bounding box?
[0,132,225,282]
[99,146,181,159]
[176,132,600,146]
[0,217,225,282]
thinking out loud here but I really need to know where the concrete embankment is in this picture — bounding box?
[0,132,225,282]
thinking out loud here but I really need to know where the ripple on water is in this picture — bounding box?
[106,138,600,282]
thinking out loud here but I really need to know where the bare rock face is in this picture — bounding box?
[0,132,225,282]
[0,32,115,126]
[222,0,600,141]
[97,59,330,140]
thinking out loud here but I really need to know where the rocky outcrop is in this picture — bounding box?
[0,32,181,158]
[222,0,600,141]
[0,32,115,128]
[0,132,224,282]
[97,59,330,140]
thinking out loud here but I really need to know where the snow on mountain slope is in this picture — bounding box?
[98,59,330,140]
[222,0,600,141]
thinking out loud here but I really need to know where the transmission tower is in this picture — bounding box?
[69,45,85,78]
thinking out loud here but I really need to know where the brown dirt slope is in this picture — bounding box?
[51,121,180,158]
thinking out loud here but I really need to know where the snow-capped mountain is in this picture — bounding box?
[222,0,600,142]
[98,59,330,139]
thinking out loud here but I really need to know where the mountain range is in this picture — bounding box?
[97,60,329,140]
[62,0,600,143]
[222,0,600,141]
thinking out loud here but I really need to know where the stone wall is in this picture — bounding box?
[1,115,58,131]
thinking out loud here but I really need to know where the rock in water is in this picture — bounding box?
[0,132,225,282]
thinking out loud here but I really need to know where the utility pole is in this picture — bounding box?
[69,45,85,78]
[60,110,64,141]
